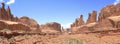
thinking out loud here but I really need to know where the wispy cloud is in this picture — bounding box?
[6,0,15,5]
[0,0,15,5]
[114,0,120,5]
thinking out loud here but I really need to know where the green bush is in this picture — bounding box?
[62,38,83,44]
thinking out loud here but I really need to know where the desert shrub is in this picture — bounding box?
[62,38,83,44]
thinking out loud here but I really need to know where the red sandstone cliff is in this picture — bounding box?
[70,3,120,33]
[0,3,41,32]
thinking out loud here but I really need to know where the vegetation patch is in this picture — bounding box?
[62,38,83,44]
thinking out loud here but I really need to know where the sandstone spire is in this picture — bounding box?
[1,3,5,9]
[71,15,85,27]
[86,10,97,24]
[6,6,14,21]
[0,3,8,20]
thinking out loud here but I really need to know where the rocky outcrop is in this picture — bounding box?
[0,20,31,31]
[0,3,16,21]
[40,22,61,33]
[70,15,85,33]
[71,3,120,33]
[19,16,40,30]
[86,10,97,24]
[71,15,85,27]
[107,16,120,28]
[6,6,14,21]
[0,3,41,31]
[98,3,120,22]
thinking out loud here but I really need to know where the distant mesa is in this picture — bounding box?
[40,22,62,33]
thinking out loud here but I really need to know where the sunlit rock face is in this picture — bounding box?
[0,3,41,31]
[70,3,120,33]
[40,22,61,33]
[71,15,85,27]
[86,10,97,24]
[0,3,13,21]
[70,15,85,33]
[0,20,32,31]
[98,3,120,22]
[19,16,40,30]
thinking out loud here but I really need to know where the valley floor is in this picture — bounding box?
[0,32,120,44]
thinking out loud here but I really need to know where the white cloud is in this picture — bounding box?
[6,0,15,5]
[0,0,3,2]
[61,23,72,29]
[114,0,120,5]
[0,0,15,5]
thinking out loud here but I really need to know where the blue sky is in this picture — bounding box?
[0,0,119,28]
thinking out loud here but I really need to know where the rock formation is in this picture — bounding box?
[0,3,41,31]
[19,16,40,30]
[86,10,97,24]
[40,22,61,33]
[0,20,31,31]
[70,15,85,33]
[71,3,120,33]
[71,15,85,27]
[0,3,9,20]
[6,6,14,21]
[0,3,19,21]
[98,3,120,22]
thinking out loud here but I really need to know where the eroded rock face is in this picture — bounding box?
[71,15,85,27]
[71,15,85,33]
[0,3,10,20]
[19,16,40,30]
[0,3,41,31]
[86,10,97,24]
[40,22,61,33]
[0,3,19,21]
[0,20,31,31]
[6,6,14,21]
[70,3,120,33]
[98,3,120,22]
